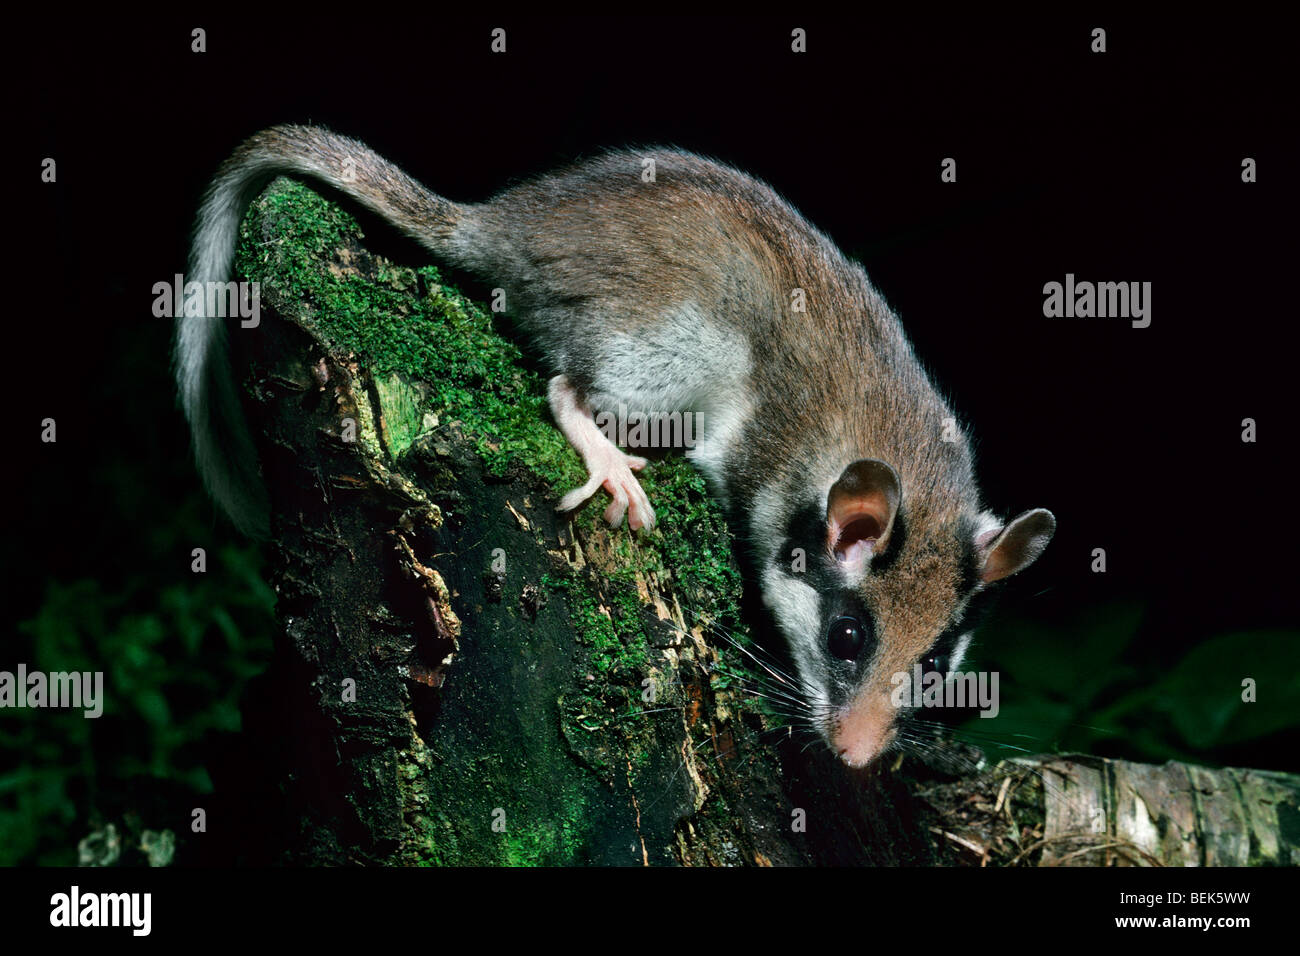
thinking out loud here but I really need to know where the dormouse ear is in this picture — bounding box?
[976,508,1056,584]
[826,459,902,569]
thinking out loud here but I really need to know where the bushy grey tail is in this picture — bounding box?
[175,125,465,536]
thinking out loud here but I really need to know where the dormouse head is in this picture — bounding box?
[759,458,1055,769]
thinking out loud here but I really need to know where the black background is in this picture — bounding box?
[14,14,1297,762]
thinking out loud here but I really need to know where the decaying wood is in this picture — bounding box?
[917,756,1299,866]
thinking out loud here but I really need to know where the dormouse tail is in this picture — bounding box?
[175,125,465,536]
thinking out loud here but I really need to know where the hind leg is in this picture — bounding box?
[548,375,656,531]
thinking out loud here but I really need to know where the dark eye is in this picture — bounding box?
[923,653,949,675]
[827,616,866,661]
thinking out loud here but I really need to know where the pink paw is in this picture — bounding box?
[557,448,656,531]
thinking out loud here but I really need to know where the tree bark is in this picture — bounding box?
[217,179,1299,867]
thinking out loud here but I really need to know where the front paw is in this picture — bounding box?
[556,452,655,531]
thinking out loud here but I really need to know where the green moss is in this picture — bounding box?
[236,178,585,494]
[500,795,588,866]
[541,570,649,680]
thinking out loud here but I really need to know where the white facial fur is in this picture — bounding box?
[758,564,831,721]
[948,632,973,671]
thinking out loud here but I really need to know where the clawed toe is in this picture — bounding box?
[547,376,657,532]
[557,460,655,533]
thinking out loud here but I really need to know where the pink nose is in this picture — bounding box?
[833,699,897,768]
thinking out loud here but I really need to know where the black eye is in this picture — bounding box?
[923,653,949,675]
[827,616,866,661]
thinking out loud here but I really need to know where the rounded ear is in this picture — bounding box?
[826,459,902,567]
[978,508,1056,584]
